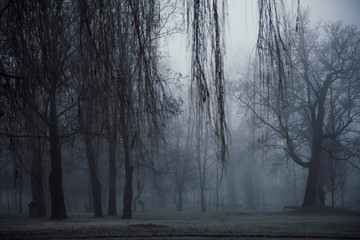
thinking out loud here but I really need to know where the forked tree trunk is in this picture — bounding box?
[302,78,330,207]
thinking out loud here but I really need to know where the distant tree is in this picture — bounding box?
[238,14,360,207]
[162,118,195,211]
[322,152,348,207]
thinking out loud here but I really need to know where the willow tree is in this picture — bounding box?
[118,0,180,219]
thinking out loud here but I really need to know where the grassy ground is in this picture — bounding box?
[0,206,359,239]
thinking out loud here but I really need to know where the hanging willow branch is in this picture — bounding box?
[256,0,300,104]
[185,0,229,168]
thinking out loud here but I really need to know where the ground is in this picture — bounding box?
[0,206,359,239]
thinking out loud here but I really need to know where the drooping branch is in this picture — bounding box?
[186,0,229,168]
[257,0,299,101]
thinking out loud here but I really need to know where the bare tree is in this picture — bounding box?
[1,1,78,219]
[238,15,360,207]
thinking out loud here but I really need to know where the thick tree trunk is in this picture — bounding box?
[29,139,46,218]
[302,163,319,206]
[48,86,67,220]
[48,141,67,219]
[84,135,103,217]
[302,131,322,207]
[302,79,330,207]
[84,101,103,218]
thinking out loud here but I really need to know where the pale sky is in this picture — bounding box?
[165,0,360,77]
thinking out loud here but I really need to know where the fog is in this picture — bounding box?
[1,0,360,239]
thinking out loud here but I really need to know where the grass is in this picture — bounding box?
[1,207,360,239]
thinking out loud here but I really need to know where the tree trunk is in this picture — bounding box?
[30,139,46,218]
[48,141,67,220]
[302,162,321,206]
[107,134,117,215]
[133,194,138,213]
[302,136,322,207]
[48,85,67,220]
[122,130,133,219]
[84,135,103,217]
[122,159,133,219]
[18,165,22,214]
[177,188,183,211]
[84,101,103,218]
[87,177,94,212]
[302,79,330,207]
[200,185,206,212]
[107,105,117,216]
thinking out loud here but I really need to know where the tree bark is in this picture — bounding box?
[302,124,323,207]
[107,105,117,216]
[84,101,103,218]
[30,138,46,218]
[84,135,103,217]
[200,186,206,212]
[302,78,330,207]
[122,128,133,219]
[177,187,183,211]
[48,83,67,220]
[122,154,133,218]
[302,155,321,206]
[107,133,117,215]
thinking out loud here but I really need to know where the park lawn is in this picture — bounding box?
[1,207,359,239]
